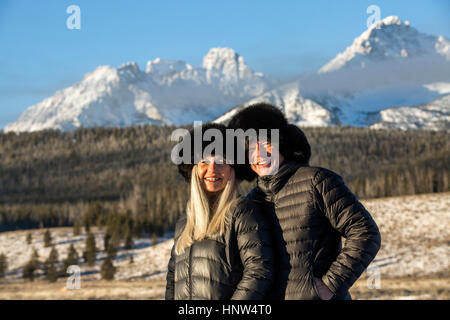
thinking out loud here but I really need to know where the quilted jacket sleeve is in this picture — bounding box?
[165,215,186,300]
[165,244,176,300]
[231,200,274,300]
[313,169,381,297]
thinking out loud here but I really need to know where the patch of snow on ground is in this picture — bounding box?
[361,192,450,278]
[0,193,448,283]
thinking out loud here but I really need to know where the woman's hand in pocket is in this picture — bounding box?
[313,277,334,300]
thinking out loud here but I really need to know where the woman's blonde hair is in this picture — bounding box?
[175,165,239,255]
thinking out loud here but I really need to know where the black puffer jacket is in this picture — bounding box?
[247,161,381,300]
[165,198,274,300]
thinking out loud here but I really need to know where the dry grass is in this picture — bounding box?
[0,277,448,300]
[349,276,450,300]
[0,279,167,300]
[0,192,448,300]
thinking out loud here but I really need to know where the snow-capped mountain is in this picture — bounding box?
[5,48,272,132]
[5,16,450,132]
[4,63,164,132]
[215,81,340,127]
[319,16,450,73]
[369,93,450,130]
[314,16,450,128]
[218,16,450,130]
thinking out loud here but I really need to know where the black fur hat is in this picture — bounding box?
[228,103,288,132]
[227,103,311,181]
[176,122,250,183]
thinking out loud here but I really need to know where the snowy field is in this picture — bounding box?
[362,192,449,278]
[0,192,449,299]
[0,228,174,282]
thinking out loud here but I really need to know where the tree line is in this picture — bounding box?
[0,125,448,233]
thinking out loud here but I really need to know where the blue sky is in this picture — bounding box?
[1,0,449,129]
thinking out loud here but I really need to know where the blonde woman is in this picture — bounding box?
[165,123,274,300]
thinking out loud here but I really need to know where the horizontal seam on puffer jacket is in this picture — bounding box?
[286,273,310,280]
[285,238,313,244]
[348,233,381,250]
[286,175,313,187]
[329,258,355,275]
[287,265,310,273]
[275,210,316,221]
[276,216,306,225]
[326,198,357,222]
[281,224,319,233]
[235,284,267,298]
[285,285,314,294]
[174,256,223,268]
[276,188,310,203]
[173,241,227,262]
[325,189,352,211]
[174,276,234,287]
[187,255,229,264]
[202,237,227,246]
[275,202,311,213]
[323,181,343,200]
[237,226,259,235]
[341,246,377,265]
[239,242,265,251]
[340,210,372,235]
[285,284,309,293]
[288,252,312,260]
[313,170,333,187]
[285,289,309,295]
[189,275,235,287]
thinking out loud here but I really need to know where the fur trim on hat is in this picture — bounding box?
[227,103,288,132]
[176,122,250,183]
[227,103,311,181]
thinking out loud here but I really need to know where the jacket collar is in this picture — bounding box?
[257,161,304,198]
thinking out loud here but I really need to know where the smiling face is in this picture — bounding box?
[249,139,284,177]
[196,155,231,194]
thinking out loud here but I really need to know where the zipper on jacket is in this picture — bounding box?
[188,245,193,300]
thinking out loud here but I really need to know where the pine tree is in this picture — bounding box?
[44,229,52,247]
[83,218,90,233]
[26,232,32,245]
[60,244,79,277]
[96,214,104,230]
[23,249,39,281]
[73,220,81,236]
[23,260,35,281]
[100,257,116,281]
[124,225,133,250]
[0,253,7,278]
[31,248,40,269]
[133,219,143,238]
[106,241,117,260]
[103,233,111,252]
[44,248,59,282]
[101,237,117,281]
[104,213,121,252]
[85,201,103,230]
[84,232,97,266]
[109,228,121,252]
[151,232,158,246]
